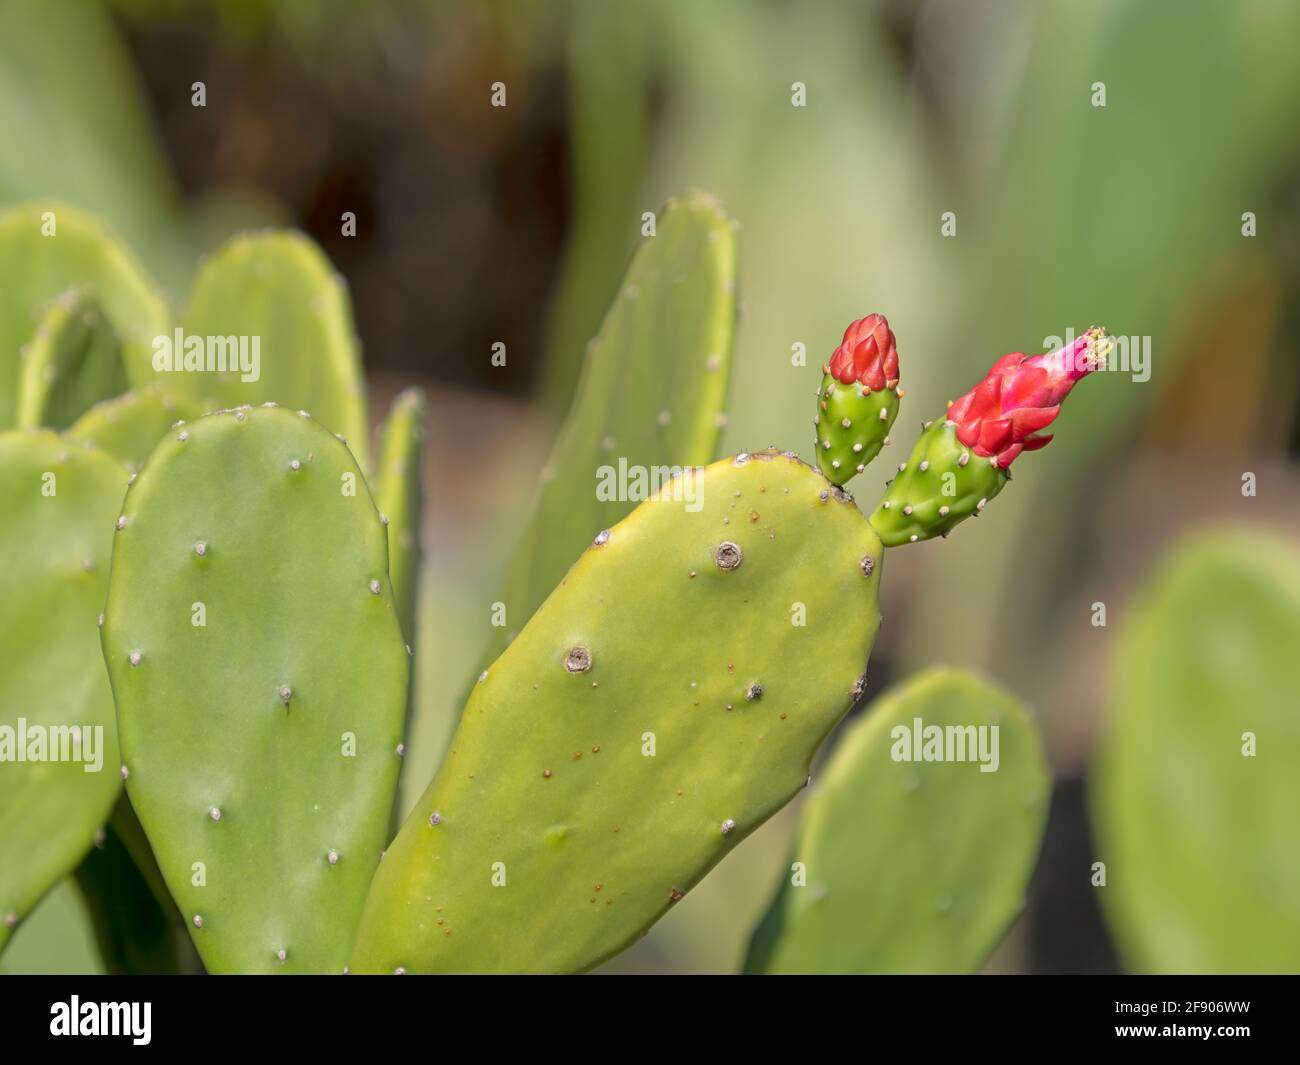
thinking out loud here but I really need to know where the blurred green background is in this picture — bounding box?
[3,0,1297,973]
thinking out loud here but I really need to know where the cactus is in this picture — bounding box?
[814,313,900,485]
[350,448,882,974]
[0,192,1112,976]
[0,202,169,429]
[172,231,370,466]
[1090,529,1300,973]
[372,388,426,646]
[73,801,199,975]
[870,329,1109,545]
[101,405,408,973]
[0,880,106,974]
[483,192,736,661]
[372,388,426,823]
[68,384,206,472]
[0,430,127,952]
[745,668,1049,973]
[15,288,128,430]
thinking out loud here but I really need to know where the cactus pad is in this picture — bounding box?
[69,385,206,472]
[0,430,127,951]
[173,231,369,466]
[1090,529,1300,973]
[745,668,1049,973]
[350,448,883,973]
[16,288,129,430]
[0,202,169,429]
[101,405,408,973]
[372,387,426,646]
[485,191,736,660]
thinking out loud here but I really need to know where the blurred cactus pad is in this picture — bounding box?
[483,191,736,665]
[0,431,128,951]
[1090,528,1300,974]
[0,203,168,430]
[746,668,1050,974]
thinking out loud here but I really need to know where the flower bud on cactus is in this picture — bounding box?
[870,327,1108,546]
[814,314,901,486]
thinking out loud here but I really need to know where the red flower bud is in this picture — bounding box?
[947,328,1108,468]
[825,313,899,394]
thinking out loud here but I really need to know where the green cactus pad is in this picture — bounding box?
[0,202,170,430]
[15,288,129,430]
[869,419,1007,546]
[814,376,899,485]
[373,388,426,646]
[172,231,369,466]
[68,384,207,472]
[485,191,736,661]
[0,430,128,952]
[101,405,407,973]
[745,667,1049,974]
[1090,529,1300,973]
[350,448,883,973]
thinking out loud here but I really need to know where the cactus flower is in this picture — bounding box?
[826,313,900,393]
[815,314,902,486]
[870,327,1107,546]
[947,327,1109,469]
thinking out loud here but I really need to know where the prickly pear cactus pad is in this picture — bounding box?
[0,431,127,953]
[1090,530,1300,973]
[744,668,1049,974]
[0,203,170,430]
[350,448,883,973]
[814,313,900,485]
[69,385,205,473]
[373,387,426,646]
[173,231,370,467]
[872,328,1107,545]
[101,405,408,974]
[16,288,129,431]
[485,191,736,662]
